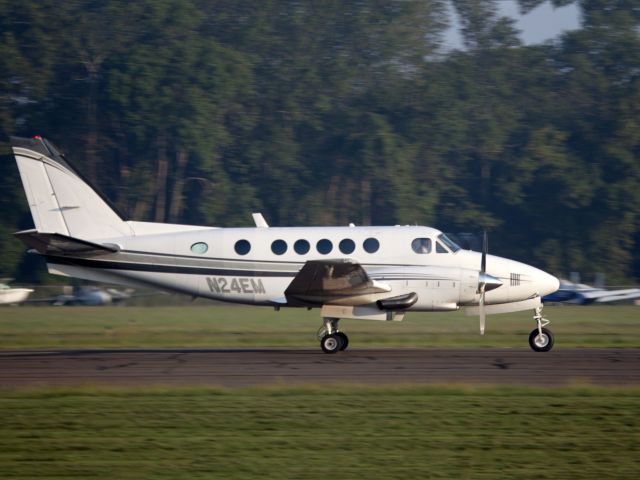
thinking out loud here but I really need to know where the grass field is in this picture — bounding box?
[1,304,638,479]
[0,385,638,479]
[0,304,638,349]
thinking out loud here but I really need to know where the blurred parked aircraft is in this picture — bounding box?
[0,279,34,305]
[543,273,640,305]
[49,285,135,306]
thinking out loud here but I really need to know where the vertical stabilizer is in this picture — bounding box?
[10,136,132,240]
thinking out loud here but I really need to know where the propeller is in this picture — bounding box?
[478,231,488,335]
[477,231,502,335]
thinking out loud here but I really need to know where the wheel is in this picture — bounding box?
[529,327,554,352]
[320,333,343,354]
[336,332,349,351]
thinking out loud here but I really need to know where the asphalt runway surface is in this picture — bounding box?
[1,348,639,387]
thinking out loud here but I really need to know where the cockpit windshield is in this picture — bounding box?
[437,233,461,253]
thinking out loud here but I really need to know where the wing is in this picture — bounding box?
[594,289,640,303]
[284,259,392,307]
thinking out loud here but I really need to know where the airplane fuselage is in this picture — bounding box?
[47,223,559,312]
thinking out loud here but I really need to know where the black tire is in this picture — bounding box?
[336,332,349,351]
[320,333,343,354]
[528,327,554,352]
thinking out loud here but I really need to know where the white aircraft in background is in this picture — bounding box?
[10,136,560,353]
[543,273,640,305]
[48,285,135,306]
[0,278,33,305]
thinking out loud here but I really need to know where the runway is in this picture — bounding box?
[1,348,639,387]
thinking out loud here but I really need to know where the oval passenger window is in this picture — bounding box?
[234,239,251,255]
[339,239,355,254]
[191,242,208,254]
[363,237,380,253]
[294,239,310,255]
[316,239,333,255]
[271,239,287,255]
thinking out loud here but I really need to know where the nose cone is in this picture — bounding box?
[537,270,560,297]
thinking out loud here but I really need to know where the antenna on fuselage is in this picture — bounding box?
[252,213,269,228]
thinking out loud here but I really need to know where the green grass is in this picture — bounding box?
[0,385,638,479]
[1,307,638,478]
[0,304,638,349]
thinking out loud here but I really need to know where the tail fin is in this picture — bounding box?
[10,136,132,240]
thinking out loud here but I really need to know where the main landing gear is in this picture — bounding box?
[318,317,349,354]
[528,305,554,352]
[317,308,555,353]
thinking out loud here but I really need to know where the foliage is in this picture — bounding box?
[0,0,638,282]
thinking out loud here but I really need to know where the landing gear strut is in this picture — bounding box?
[318,317,349,354]
[528,305,554,352]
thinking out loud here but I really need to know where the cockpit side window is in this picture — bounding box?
[436,241,448,253]
[411,238,431,254]
[437,233,461,253]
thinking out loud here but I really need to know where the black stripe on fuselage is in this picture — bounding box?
[46,255,297,277]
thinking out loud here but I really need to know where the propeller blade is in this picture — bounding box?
[479,230,488,335]
[481,230,487,274]
[479,284,486,335]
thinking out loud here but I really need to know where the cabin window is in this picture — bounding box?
[436,241,448,253]
[190,242,208,255]
[339,239,355,254]
[234,239,251,255]
[294,239,310,255]
[271,239,287,255]
[363,237,380,253]
[411,238,431,254]
[317,239,333,254]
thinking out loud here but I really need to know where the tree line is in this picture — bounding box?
[1,0,639,283]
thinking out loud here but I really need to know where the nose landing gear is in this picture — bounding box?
[529,306,554,352]
[318,317,349,354]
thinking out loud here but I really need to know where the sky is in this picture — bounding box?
[445,0,582,49]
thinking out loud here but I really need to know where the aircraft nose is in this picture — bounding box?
[537,270,560,297]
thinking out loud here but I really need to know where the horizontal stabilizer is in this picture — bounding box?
[14,230,119,256]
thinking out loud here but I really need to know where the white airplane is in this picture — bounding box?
[49,285,136,306]
[10,136,560,353]
[543,278,640,305]
[0,278,34,306]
